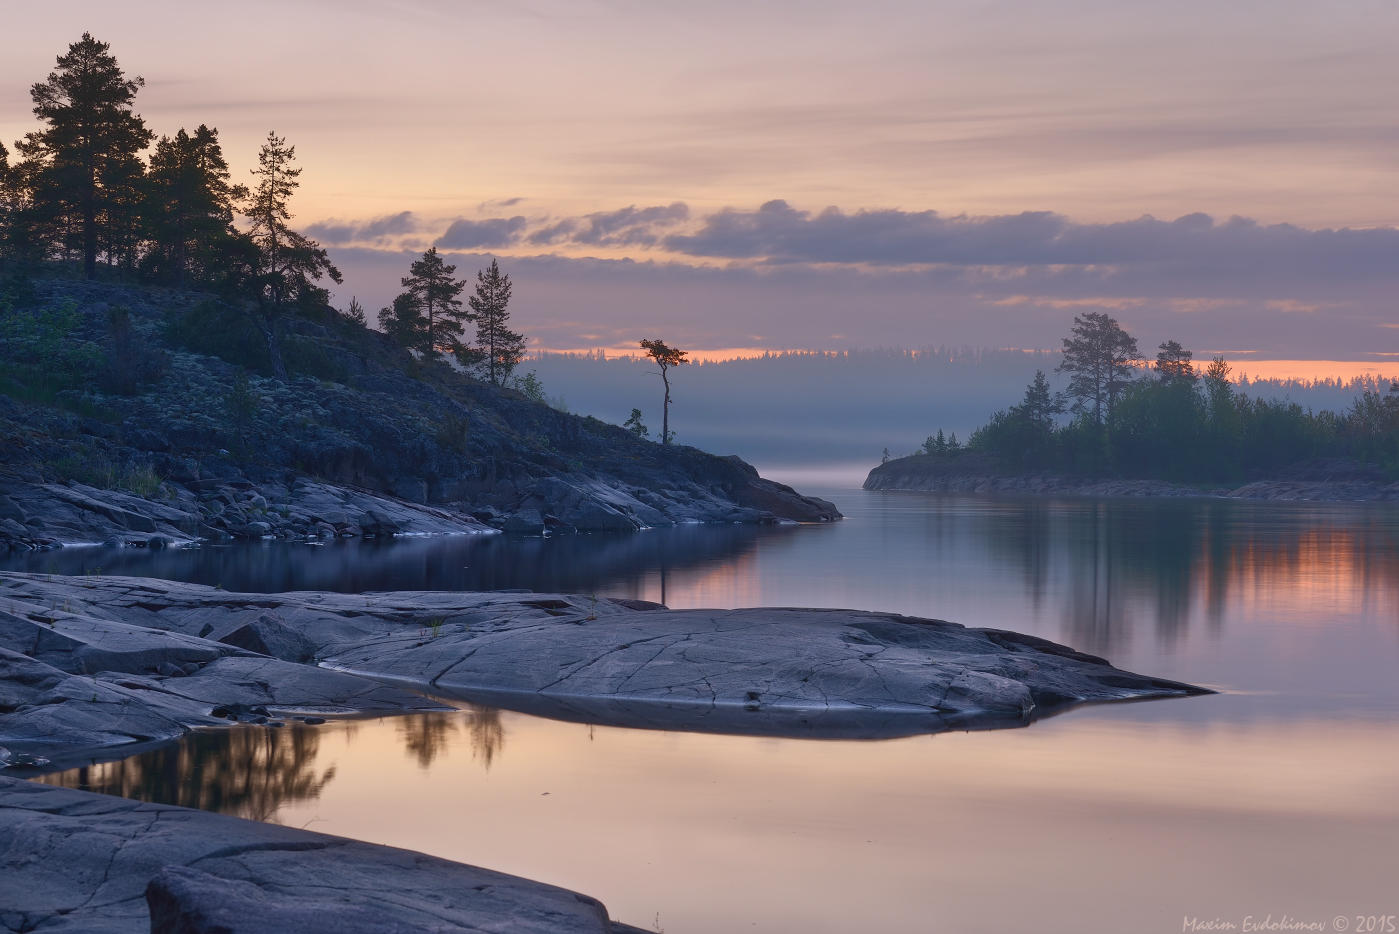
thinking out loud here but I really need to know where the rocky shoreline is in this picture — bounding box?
[864,457,1399,502]
[0,465,840,555]
[0,279,839,557]
[0,777,650,933]
[0,571,1209,930]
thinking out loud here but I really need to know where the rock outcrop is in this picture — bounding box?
[0,777,647,933]
[0,279,839,556]
[0,573,1209,766]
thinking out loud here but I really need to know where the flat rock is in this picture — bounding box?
[0,573,1209,751]
[0,578,448,769]
[0,777,630,934]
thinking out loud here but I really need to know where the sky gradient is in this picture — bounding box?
[5,1,1397,367]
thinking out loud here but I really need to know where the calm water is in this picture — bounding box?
[29,486,1399,934]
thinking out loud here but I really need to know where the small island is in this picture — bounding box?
[867,313,1399,501]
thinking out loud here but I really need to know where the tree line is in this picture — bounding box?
[0,34,525,385]
[942,312,1399,481]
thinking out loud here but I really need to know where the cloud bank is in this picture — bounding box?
[317,200,1399,361]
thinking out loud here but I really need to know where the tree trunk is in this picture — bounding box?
[661,369,671,444]
[83,166,97,280]
[253,306,289,382]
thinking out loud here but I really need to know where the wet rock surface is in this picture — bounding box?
[0,777,643,934]
[0,573,1209,764]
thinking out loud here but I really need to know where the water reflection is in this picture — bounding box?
[39,723,338,821]
[6,490,1398,673]
[397,707,504,770]
[0,522,773,598]
[36,704,1399,934]
[891,496,1399,655]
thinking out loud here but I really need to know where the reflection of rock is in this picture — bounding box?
[0,777,640,933]
[0,574,1209,752]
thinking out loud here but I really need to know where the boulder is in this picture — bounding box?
[357,509,402,537]
[208,614,317,664]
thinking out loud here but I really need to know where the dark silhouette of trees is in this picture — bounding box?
[469,259,524,385]
[640,338,688,444]
[243,131,341,380]
[380,247,469,355]
[1155,340,1196,384]
[378,292,425,349]
[19,33,152,279]
[141,126,247,287]
[0,141,14,259]
[343,296,366,326]
[1057,312,1140,426]
[623,407,649,437]
[957,321,1399,482]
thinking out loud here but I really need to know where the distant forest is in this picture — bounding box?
[950,314,1399,482]
[526,346,1398,472]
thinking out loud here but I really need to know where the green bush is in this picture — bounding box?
[0,299,104,396]
[165,299,269,373]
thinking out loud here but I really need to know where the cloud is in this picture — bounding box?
[662,202,1399,289]
[306,211,418,245]
[437,215,528,249]
[528,202,690,247]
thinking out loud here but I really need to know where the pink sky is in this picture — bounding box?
[4,1,1397,368]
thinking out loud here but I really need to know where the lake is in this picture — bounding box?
[23,484,1399,934]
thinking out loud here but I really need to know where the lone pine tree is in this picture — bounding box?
[640,338,688,444]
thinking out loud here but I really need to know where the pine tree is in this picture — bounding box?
[142,125,247,286]
[378,293,425,349]
[623,408,649,438]
[640,338,688,444]
[1057,312,1140,427]
[243,132,341,379]
[1155,340,1196,384]
[387,247,469,354]
[344,296,366,326]
[1016,370,1063,433]
[469,259,525,385]
[19,34,152,278]
[0,142,13,262]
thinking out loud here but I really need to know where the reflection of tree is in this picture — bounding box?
[983,498,1399,654]
[396,707,505,770]
[398,713,458,768]
[468,706,504,770]
[40,724,335,821]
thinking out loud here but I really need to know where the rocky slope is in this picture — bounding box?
[865,452,1399,501]
[0,573,1209,767]
[0,277,838,553]
[0,777,648,933]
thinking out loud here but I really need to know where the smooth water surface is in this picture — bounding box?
[31,488,1399,933]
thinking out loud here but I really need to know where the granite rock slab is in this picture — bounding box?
[0,777,640,934]
[1,573,1209,754]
